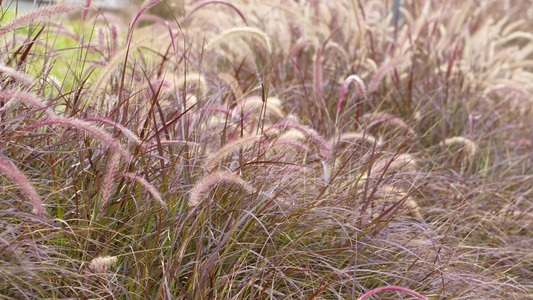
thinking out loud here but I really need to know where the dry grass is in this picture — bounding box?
[1,0,532,298]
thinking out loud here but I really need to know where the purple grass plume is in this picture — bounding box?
[114,173,166,207]
[189,171,255,207]
[0,65,34,85]
[0,157,46,218]
[83,0,91,21]
[0,91,56,118]
[337,75,367,119]
[85,118,142,145]
[0,4,87,35]
[202,135,261,172]
[187,1,248,26]
[266,121,331,160]
[22,118,132,161]
[100,154,121,211]
[313,47,324,108]
[368,60,405,93]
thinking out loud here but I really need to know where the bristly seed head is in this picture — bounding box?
[189,171,254,207]
[206,27,273,55]
[0,157,46,218]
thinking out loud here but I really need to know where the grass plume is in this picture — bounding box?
[114,172,165,207]
[266,121,331,160]
[0,91,56,118]
[337,74,366,119]
[444,136,477,155]
[189,171,255,207]
[314,47,324,108]
[368,60,405,93]
[0,4,87,35]
[100,153,121,210]
[88,256,117,273]
[88,37,150,99]
[203,134,261,172]
[1,0,532,298]
[0,64,34,85]
[0,157,45,217]
[22,118,132,161]
[206,26,272,54]
[359,113,417,137]
[85,118,142,145]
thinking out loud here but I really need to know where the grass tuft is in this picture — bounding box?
[1,0,532,298]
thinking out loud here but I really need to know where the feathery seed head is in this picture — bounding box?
[88,256,117,273]
[203,135,262,172]
[0,4,87,35]
[359,113,417,137]
[369,60,406,93]
[89,37,151,100]
[189,171,254,207]
[0,65,34,85]
[85,118,142,145]
[22,118,132,161]
[206,27,273,54]
[0,91,56,118]
[101,154,121,211]
[313,47,324,108]
[328,131,378,149]
[266,121,331,160]
[113,173,166,207]
[0,158,45,218]
[444,136,477,155]
[232,96,284,119]
[373,153,418,175]
[337,75,367,118]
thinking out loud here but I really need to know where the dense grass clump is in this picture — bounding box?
[1,0,532,298]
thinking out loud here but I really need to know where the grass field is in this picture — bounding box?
[1,0,532,299]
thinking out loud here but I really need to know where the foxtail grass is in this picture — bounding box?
[22,118,132,161]
[0,91,56,118]
[337,74,366,119]
[0,157,45,217]
[313,47,324,108]
[87,255,117,273]
[187,1,248,26]
[1,0,532,298]
[359,113,417,137]
[203,134,262,172]
[206,26,272,54]
[368,60,406,93]
[85,117,142,145]
[113,172,165,207]
[266,121,331,160]
[189,170,255,207]
[232,96,284,119]
[0,4,87,35]
[100,153,121,211]
[88,37,150,100]
[328,131,379,149]
[444,136,477,156]
[0,64,34,85]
